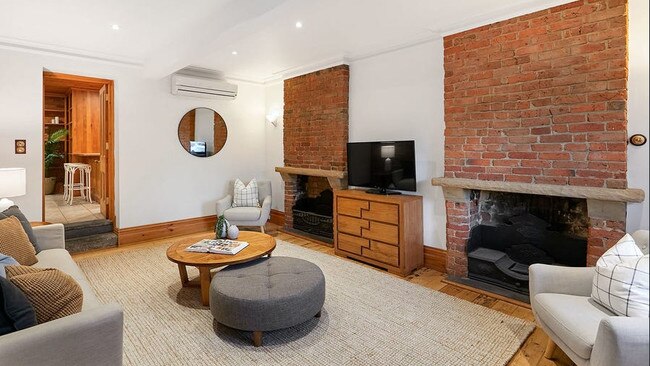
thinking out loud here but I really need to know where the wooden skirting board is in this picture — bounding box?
[424,246,447,274]
[117,215,217,246]
[270,209,285,226]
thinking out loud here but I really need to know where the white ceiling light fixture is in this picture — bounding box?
[111,24,120,30]
[231,51,238,55]
[295,21,303,29]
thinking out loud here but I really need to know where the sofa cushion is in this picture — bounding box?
[5,265,83,324]
[224,207,262,222]
[0,254,19,278]
[0,216,38,266]
[34,249,99,310]
[0,276,36,335]
[535,293,615,359]
[0,206,39,252]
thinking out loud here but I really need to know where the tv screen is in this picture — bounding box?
[189,141,207,157]
[347,140,416,193]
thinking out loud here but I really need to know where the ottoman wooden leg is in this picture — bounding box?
[315,310,321,318]
[252,331,263,347]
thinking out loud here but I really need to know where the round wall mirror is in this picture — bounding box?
[177,108,227,157]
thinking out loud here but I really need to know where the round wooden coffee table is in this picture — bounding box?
[166,231,276,306]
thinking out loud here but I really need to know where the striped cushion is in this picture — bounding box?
[0,216,38,266]
[232,179,260,208]
[591,234,649,317]
[5,265,83,323]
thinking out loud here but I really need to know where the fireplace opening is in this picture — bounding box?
[292,176,333,240]
[467,192,588,297]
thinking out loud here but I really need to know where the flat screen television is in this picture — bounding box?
[347,140,416,194]
[189,141,207,157]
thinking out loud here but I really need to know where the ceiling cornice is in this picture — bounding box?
[0,36,143,67]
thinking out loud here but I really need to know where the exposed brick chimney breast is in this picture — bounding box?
[284,65,349,171]
[443,0,628,189]
[282,64,350,228]
[441,0,630,277]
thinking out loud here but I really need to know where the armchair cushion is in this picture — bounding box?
[224,207,261,222]
[535,293,615,359]
[232,179,260,208]
[591,234,649,317]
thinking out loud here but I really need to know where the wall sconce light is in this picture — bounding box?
[266,110,281,127]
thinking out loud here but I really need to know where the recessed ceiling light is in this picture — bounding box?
[111,24,120,30]
[231,51,238,55]
[295,21,303,29]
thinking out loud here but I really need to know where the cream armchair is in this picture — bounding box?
[216,180,272,233]
[529,230,649,366]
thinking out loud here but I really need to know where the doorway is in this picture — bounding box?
[42,72,115,226]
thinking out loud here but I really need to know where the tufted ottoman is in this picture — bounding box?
[210,256,325,346]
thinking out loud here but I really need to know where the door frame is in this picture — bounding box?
[42,71,116,225]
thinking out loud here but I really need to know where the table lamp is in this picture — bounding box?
[0,168,26,211]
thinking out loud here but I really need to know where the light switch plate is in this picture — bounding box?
[15,139,26,154]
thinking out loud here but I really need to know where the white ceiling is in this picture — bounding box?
[0,0,573,82]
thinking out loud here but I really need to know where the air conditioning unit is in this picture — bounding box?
[171,74,238,99]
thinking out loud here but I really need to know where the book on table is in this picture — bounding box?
[185,239,249,255]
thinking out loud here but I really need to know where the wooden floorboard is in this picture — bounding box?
[71,222,575,366]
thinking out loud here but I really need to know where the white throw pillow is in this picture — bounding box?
[232,179,260,208]
[591,234,649,317]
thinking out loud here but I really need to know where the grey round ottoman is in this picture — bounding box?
[210,256,325,347]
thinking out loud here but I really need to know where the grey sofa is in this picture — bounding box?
[0,224,123,366]
[216,180,272,233]
[530,230,649,366]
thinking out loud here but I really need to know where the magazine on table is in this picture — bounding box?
[185,239,249,255]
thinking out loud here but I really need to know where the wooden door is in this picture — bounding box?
[99,85,109,217]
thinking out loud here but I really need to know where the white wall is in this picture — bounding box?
[626,0,649,232]
[349,40,447,248]
[0,47,266,228]
[263,81,285,212]
[193,108,215,154]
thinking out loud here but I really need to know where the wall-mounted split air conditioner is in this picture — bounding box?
[171,74,238,99]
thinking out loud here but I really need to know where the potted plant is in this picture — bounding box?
[44,128,68,195]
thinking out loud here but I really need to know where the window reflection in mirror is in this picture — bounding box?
[177,108,227,157]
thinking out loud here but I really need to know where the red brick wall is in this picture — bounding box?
[443,0,628,189]
[442,0,629,277]
[284,65,349,171]
[282,65,350,228]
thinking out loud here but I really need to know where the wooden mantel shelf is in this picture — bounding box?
[275,166,348,190]
[431,177,645,203]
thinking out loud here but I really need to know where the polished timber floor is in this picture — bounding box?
[72,223,574,366]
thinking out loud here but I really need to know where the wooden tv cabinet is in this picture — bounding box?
[333,189,423,276]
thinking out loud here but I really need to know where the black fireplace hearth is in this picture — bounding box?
[467,212,587,296]
[292,189,333,239]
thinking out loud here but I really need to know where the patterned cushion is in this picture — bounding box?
[5,265,83,324]
[591,234,649,317]
[232,179,260,208]
[0,206,40,252]
[0,216,38,266]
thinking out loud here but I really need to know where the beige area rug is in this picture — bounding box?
[76,240,534,366]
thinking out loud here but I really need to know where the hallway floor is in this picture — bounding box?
[45,194,104,224]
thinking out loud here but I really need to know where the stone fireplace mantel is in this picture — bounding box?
[276,166,348,190]
[431,177,645,203]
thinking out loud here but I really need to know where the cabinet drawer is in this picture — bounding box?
[362,221,399,245]
[337,197,369,218]
[362,202,399,224]
[337,233,369,255]
[337,215,369,236]
[362,241,399,267]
